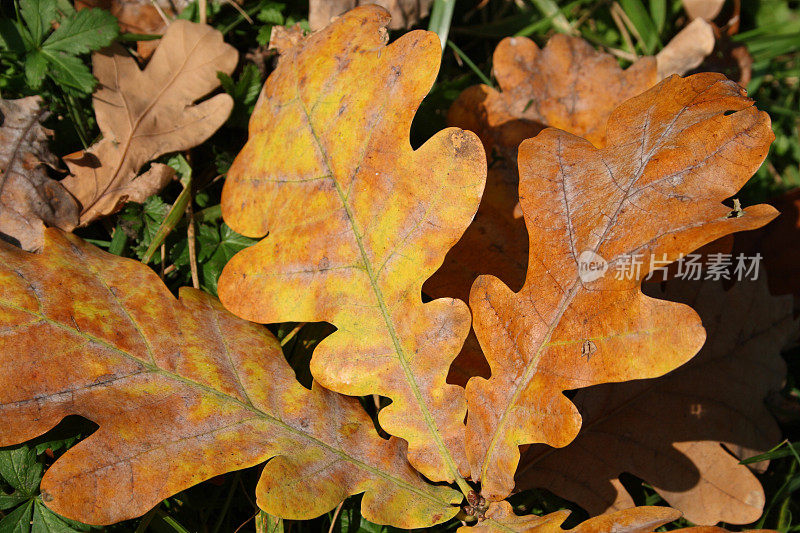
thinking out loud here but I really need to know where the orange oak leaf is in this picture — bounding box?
[425,35,659,385]
[60,20,237,226]
[466,73,778,501]
[0,97,79,251]
[0,229,461,527]
[427,37,659,292]
[515,275,795,524]
[457,503,680,533]
[217,6,486,487]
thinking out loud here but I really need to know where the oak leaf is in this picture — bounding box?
[467,73,778,501]
[60,20,237,226]
[457,503,680,533]
[0,96,79,251]
[683,0,726,21]
[425,35,660,386]
[0,229,461,527]
[515,275,795,524]
[655,18,716,79]
[428,29,721,332]
[218,6,486,486]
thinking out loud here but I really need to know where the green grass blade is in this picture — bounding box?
[428,0,456,50]
[649,0,666,34]
[619,0,660,53]
[446,39,493,87]
[141,181,192,265]
[528,0,574,34]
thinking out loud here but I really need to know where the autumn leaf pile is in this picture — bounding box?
[1,3,798,532]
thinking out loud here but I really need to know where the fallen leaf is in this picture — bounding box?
[60,20,236,226]
[426,35,659,384]
[76,0,190,58]
[0,96,79,251]
[656,18,716,79]
[309,0,433,31]
[0,229,461,527]
[515,275,795,524]
[458,503,680,532]
[683,0,726,21]
[268,23,305,54]
[218,6,486,485]
[467,73,778,501]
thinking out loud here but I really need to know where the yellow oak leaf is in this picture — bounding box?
[218,5,486,488]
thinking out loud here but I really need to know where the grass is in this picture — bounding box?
[0,0,799,531]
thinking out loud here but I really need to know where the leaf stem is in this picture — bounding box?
[187,201,199,289]
[198,0,207,25]
[327,501,344,533]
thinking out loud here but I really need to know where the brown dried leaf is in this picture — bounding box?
[683,0,726,21]
[60,20,236,225]
[656,18,716,79]
[309,0,433,31]
[515,275,795,524]
[458,503,680,533]
[0,229,461,527]
[218,6,486,486]
[0,96,79,251]
[467,73,778,501]
[269,24,305,54]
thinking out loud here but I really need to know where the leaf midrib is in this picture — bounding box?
[293,83,467,490]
